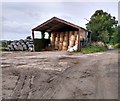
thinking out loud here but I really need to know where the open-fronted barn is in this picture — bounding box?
[32,17,91,51]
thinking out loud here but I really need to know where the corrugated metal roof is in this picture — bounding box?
[32,17,87,32]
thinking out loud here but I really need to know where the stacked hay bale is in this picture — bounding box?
[55,32,60,50]
[59,32,64,50]
[67,31,79,52]
[68,31,76,48]
[50,31,80,51]
[74,31,79,46]
[50,33,55,48]
[62,32,69,51]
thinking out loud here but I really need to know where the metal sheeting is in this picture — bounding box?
[32,17,82,32]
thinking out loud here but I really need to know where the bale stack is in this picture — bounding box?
[7,39,33,51]
[59,42,63,50]
[69,34,75,48]
[68,31,72,48]
[50,31,80,51]
[55,32,60,50]
[75,35,79,45]
[62,41,68,51]
[50,33,55,48]
[59,32,64,50]
[67,31,79,51]
[74,31,79,45]
[62,32,69,51]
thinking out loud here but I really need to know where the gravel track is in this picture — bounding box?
[1,50,118,99]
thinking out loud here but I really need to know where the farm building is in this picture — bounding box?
[32,17,91,51]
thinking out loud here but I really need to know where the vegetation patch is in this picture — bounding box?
[118,48,120,53]
[0,47,7,52]
[81,45,107,54]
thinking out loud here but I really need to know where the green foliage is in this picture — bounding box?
[110,26,120,47]
[116,26,120,48]
[86,10,118,43]
[81,45,107,54]
[1,41,7,47]
[0,47,6,51]
[118,48,120,53]
[99,31,109,43]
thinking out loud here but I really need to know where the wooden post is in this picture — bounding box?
[78,29,81,51]
[48,32,51,39]
[32,30,35,40]
[68,31,69,47]
[41,31,45,39]
[32,30,35,51]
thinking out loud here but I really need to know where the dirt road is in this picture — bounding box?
[1,50,118,99]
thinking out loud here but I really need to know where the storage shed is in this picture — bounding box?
[32,17,91,51]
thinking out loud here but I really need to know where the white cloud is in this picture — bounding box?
[1,2,118,40]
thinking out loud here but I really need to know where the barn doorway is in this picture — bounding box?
[33,32,51,51]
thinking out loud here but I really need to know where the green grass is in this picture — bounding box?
[81,45,107,54]
[118,48,120,53]
[0,46,7,52]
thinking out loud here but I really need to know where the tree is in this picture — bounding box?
[106,25,120,48]
[114,26,120,47]
[117,26,120,42]
[86,10,118,43]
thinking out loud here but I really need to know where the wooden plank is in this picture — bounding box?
[32,31,35,51]
[68,31,70,47]
[32,30,34,40]
[78,30,81,51]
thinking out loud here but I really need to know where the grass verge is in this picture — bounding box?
[81,45,107,54]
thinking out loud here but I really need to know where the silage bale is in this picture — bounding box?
[6,38,34,51]
[26,41,30,45]
[28,44,32,47]
[16,42,20,46]
[12,42,16,46]
[17,45,23,51]
[24,39,27,43]
[29,41,33,44]
[13,45,18,50]
[23,44,27,50]
[8,45,11,51]
[10,45,15,51]
[19,39,24,42]
[21,42,25,45]
[28,46,33,52]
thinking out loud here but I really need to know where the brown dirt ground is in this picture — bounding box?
[1,50,118,99]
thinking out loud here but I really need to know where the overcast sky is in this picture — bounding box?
[1,2,118,40]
